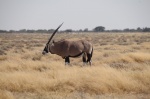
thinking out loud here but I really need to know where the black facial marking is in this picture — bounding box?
[44,46,48,53]
[42,44,48,54]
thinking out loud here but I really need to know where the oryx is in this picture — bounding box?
[42,23,93,65]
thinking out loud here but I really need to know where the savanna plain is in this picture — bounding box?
[0,32,150,99]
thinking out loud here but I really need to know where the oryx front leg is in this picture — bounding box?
[65,57,70,65]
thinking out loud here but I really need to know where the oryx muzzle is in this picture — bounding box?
[42,23,93,65]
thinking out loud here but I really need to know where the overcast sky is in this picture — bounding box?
[0,0,150,30]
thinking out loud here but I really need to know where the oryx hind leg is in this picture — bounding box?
[82,53,87,65]
[87,47,93,66]
[87,53,92,66]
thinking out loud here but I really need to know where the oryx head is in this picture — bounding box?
[42,23,63,55]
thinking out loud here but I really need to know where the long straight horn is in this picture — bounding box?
[47,22,63,44]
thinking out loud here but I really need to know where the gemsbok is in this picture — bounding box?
[42,23,93,65]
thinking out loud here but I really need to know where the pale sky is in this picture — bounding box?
[0,0,150,30]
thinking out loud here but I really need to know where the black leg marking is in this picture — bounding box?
[87,54,91,62]
[87,53,92,65]
[68,57,70,63]
[65,57,70,65]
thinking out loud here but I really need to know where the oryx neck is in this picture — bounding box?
[48,43,54,54]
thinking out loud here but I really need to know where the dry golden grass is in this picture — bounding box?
[0,32,150,99]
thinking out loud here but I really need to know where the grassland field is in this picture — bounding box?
[0,32,150,99]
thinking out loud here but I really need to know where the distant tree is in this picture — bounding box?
[65,29,73,33]
[19,29,26,33]
[9,30,16,33]
[111,29,122,32]
[79,29,83,32]
[36,29,48,33]
[123,28,130,32]
[129,29,136,32]
[0,30,8,33]
[26,30,35,33]
[143,27,150,32]
[84,28,88,32]
[48,29,55,33]
[93,26,105,32]
[137,27,142,32]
